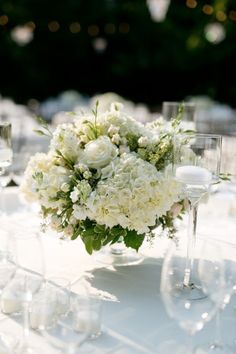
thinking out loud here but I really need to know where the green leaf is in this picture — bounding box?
[33,129,47,136]
[92,238,102,251]
[94,224,106,234]
[124,230,145,251]
[102,232,115,246]
[82,229,95,237]
[110,226,127,237]
[71,230,80,240]
[83,236,93,255]
[219,173,231,181]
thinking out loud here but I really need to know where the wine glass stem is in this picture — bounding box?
[183,201,198,287]
[214,309,222,346]
[22,301,30,346]
[0,180,5,215]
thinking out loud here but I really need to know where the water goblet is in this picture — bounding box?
[0,122,13,214]
[162,101,196,131]
[197,238,236,354]
[0,230,18,352]
[160,239,223,354]
[174,133,222,299]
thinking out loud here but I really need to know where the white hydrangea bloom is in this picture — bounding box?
[85,153,181,234]
[21,152,70,209]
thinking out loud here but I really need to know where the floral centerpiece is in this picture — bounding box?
[21,102,186,254]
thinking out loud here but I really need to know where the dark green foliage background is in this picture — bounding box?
[0,0,235,107]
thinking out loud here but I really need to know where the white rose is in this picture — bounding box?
[81,136,118,169]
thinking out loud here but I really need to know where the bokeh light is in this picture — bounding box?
[205,23,226,44]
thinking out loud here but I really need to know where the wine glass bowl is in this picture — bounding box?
[162,101,196,122]
[174,133,222,185]
[0,122,13,215]
[0,122,13,170]
[161,240,223,353]
[198,239,236,354]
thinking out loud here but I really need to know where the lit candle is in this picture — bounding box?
[74,310,101,337]
[0,148,12,162]
[30,302,57,330]
[176,165,212,185]
[1,294,21,314]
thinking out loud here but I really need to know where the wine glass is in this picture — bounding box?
[0,122,13,214]
[10,231,45,354]
[0,230,18,352]
[160,239,223,354]
[162,101,196,131]
[174,133,222,299]
[198,238,236,353]
[10,151,31,186]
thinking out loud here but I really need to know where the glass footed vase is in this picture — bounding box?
[95,237,144,267]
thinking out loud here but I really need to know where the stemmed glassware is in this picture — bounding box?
[10,231,45,354]
[198,239,236,354]
[173,133,222,299]
[0,230,18,352]
[0,122,13,214]
[162,101,196,131]
[160,239,223,354]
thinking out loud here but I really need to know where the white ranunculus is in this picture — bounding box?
[81,136,118,169]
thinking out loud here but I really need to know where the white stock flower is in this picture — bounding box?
[50,123,82,161]
[111,133,120,145]
[70,187,80,203]
[81,136,118,169]
[138,136,148,147]
[108,125,119,136]
[70,180,92,204]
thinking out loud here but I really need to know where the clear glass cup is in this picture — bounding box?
[72,294,102,340]
[41,278,92,354]
[44,277,71,317]
[29,287,59,331]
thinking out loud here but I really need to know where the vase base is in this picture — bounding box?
[95,247,144,267]
[174,282,207,301]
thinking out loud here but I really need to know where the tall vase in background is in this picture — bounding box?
[173,133,222,299]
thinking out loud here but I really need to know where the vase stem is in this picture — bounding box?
[110,237,126,255]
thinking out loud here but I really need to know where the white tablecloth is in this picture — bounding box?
[1,186,236,353]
